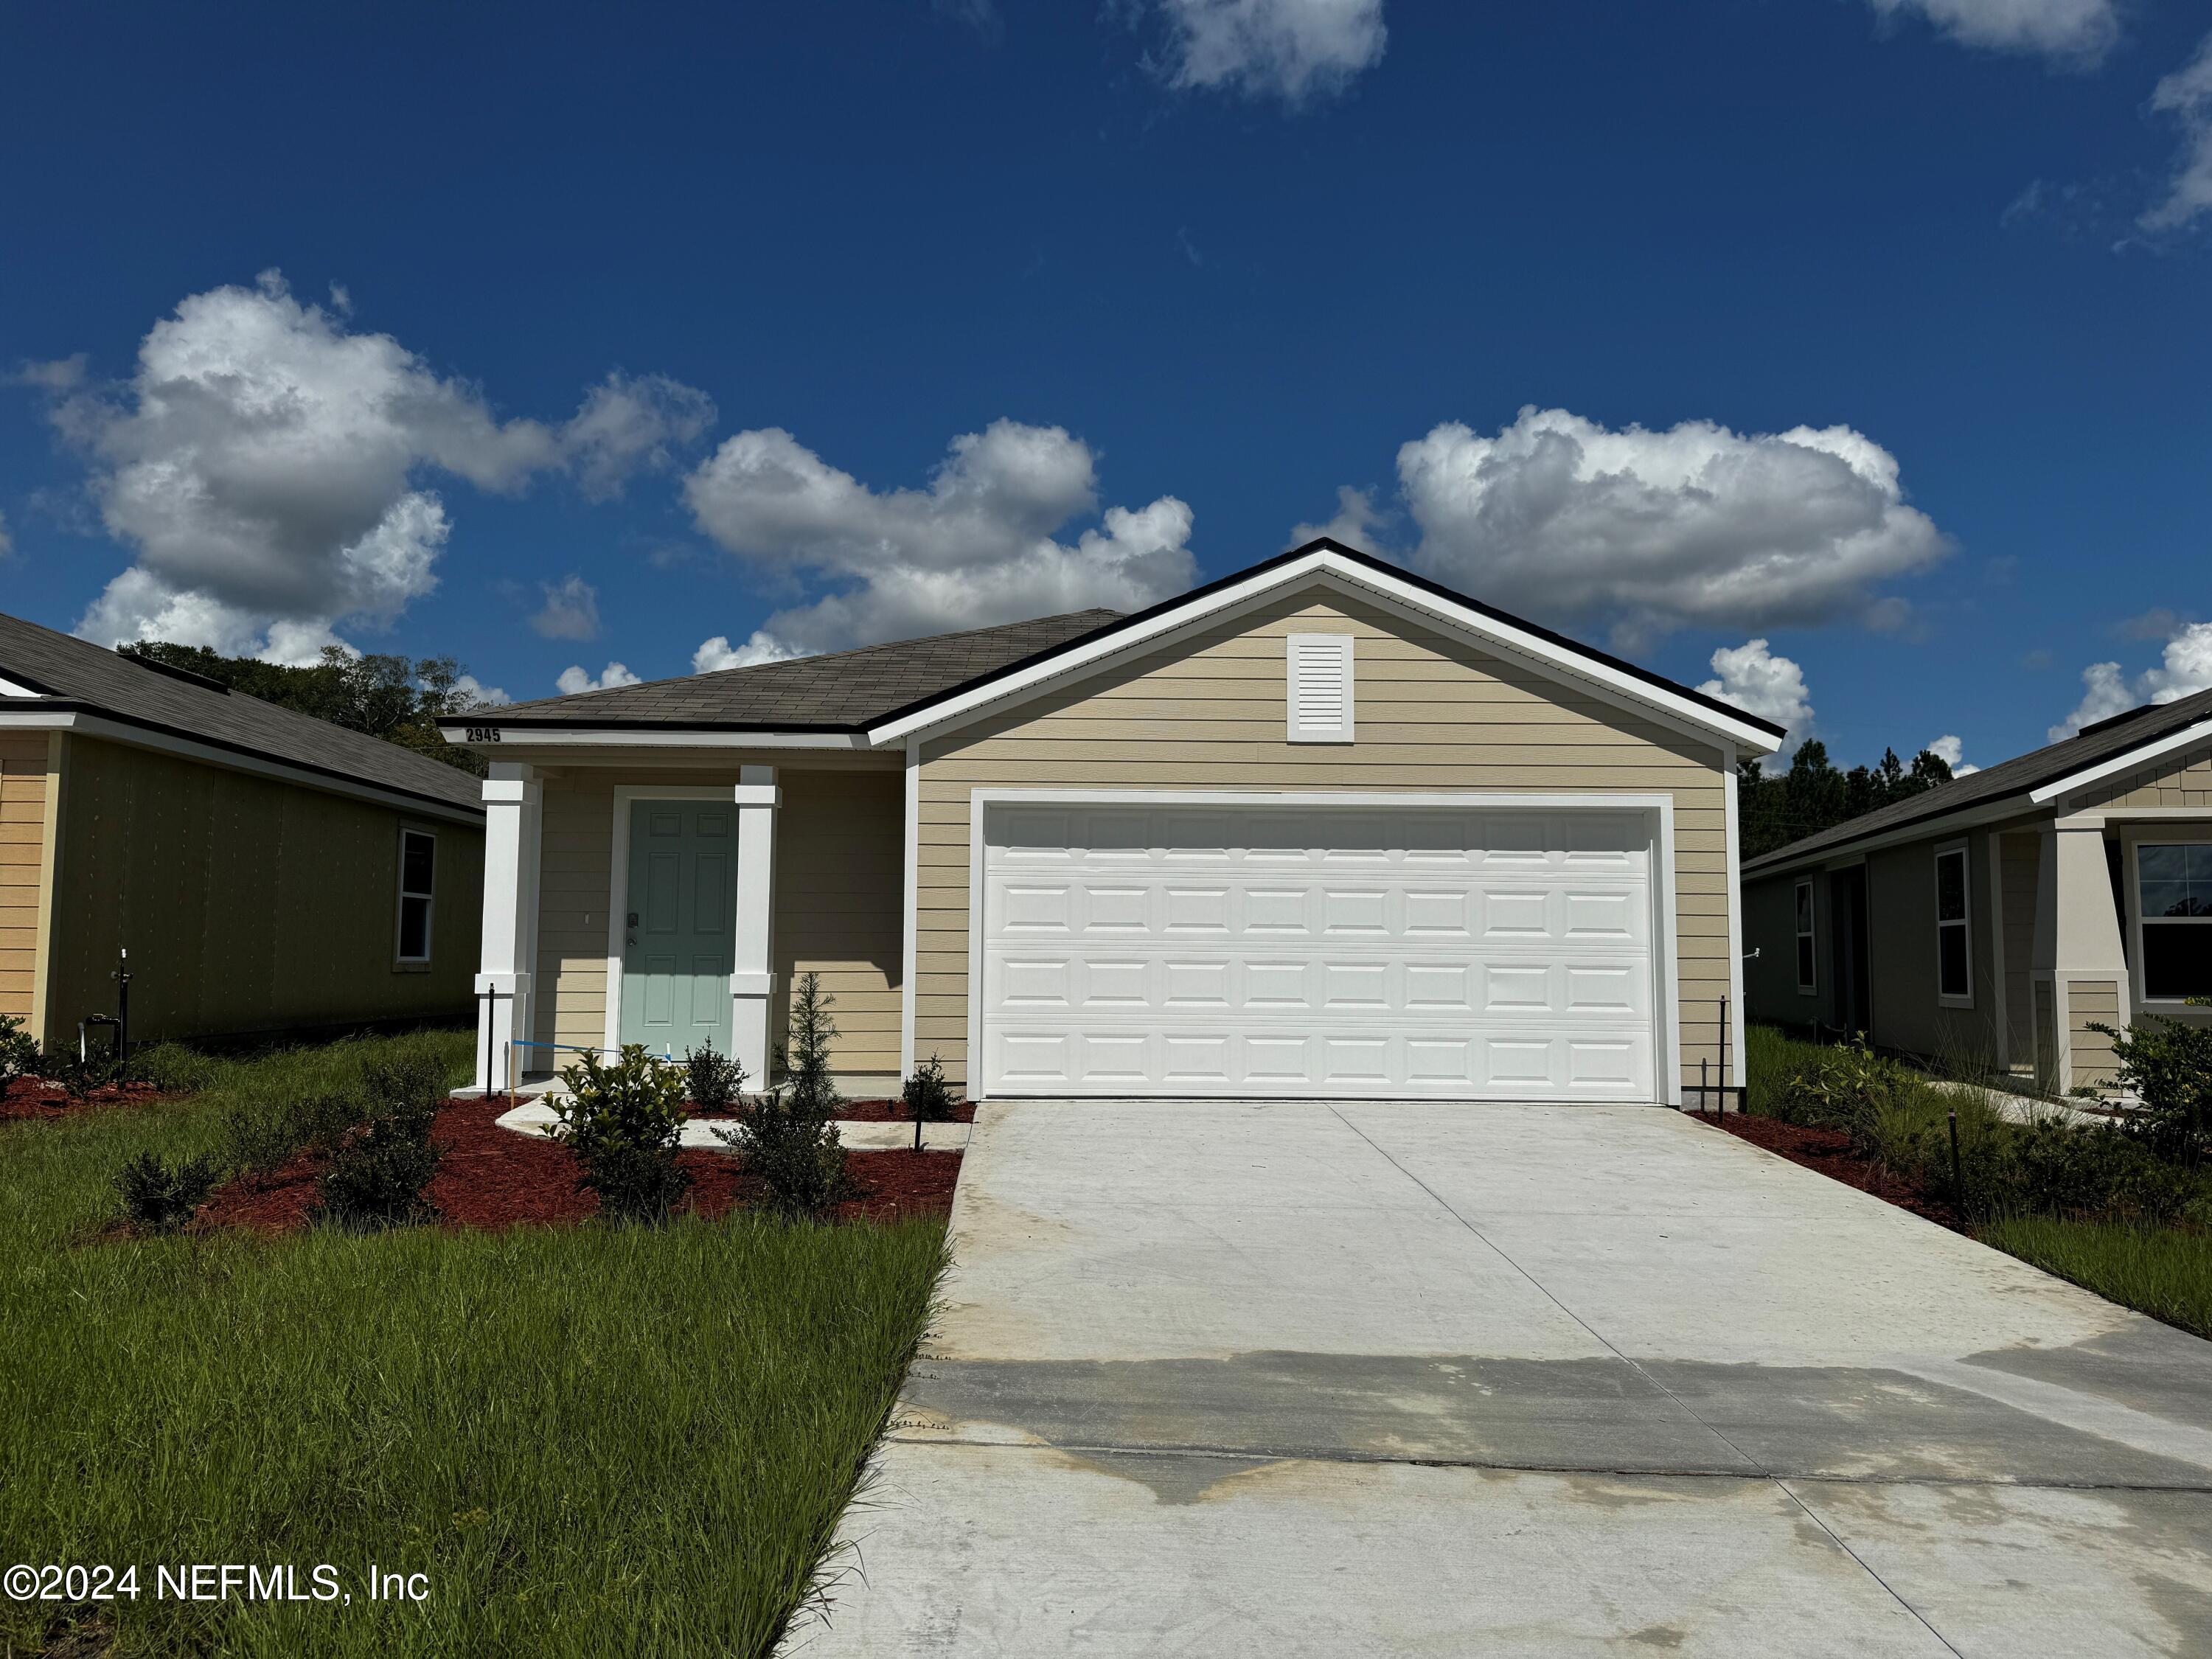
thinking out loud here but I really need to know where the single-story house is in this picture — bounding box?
[442,540,1784,1103]
[1742,686,2212,1092]
[0,611,486,1051]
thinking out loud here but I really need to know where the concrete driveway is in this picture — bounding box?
[790,1101,2212,1658]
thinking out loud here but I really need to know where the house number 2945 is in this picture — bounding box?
[466,727,502,742]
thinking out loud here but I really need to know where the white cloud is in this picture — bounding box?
[1927,734,1980,776]
[1699,638,1814,767]
[531,575,601,641]
[693,632,803,673]
[1150,0,1386,105]
[1865,0,2119,64]
[0,508,11,559]
[1287,484,1387,553]
[45,271,710,658]
[455,673,511,709]
[2143,31,2212,232]
[555,661,643,696]
[683,419,1197,657]
[9,354,86,392]
[2050,620,2212,740]
[1377,407,1949,650]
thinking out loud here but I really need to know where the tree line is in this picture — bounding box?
[1736,740,1955,861]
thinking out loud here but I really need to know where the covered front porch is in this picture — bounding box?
[465,755,911,1097]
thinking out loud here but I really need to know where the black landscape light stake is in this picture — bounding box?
[113,947,131,1066]
[1947,1107,1966,1224]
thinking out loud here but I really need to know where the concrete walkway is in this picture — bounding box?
[789,1100,2212,1658]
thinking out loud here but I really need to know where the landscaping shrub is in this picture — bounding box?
[1765,1036,1903,1157]
[113,1150,219,1232]
[0,1014,38,1085]
[552,1045,692,1223]
[2090,1004,2212,1169]
[40,1043,125,1103]
[130,1040,225,1094]
[716,973,848,1220]
[363,1048,456,1116]
[223,1089,361,1176]
[901,1052,956,1152]
[316,1098,443,1228]
[684,1044,747,1112]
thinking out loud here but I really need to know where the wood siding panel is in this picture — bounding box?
[533,762,904,1077]
[916,586,1733,1093]
[2069,979,2120,1088]
[43,736,483,1046]
[0,734,52,1025]
[2080,743,2212,810]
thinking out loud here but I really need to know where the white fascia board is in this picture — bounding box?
[0,709,482,825]
[865,549,1784,754]
[2030,717,2212,807]
[438,723,869,750]
[1742,796,2043,883]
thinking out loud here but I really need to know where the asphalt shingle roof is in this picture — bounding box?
[0,611,484,813]
[488,610,1126,730]
[1742,685,2212,877]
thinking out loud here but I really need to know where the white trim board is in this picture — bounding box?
[959,787,1683,1107]
[900,737,921,1078]
[868,549,1785,756]
[2031,717,2212,806]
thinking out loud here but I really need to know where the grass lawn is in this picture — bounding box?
[1,1030,947,1658]
[1976,1214,2212,1341]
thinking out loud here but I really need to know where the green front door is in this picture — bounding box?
[620,800,736,1056]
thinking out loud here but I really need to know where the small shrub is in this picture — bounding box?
[0,1014,39,1085]
[223,1089,361,1177]
[901,1053,956,1152]
[1770,1037,1902,1157]
[2090,1004,2212,1169]
[714,973,848,1219]
[361,1049,456,1116]
[41,1043,122,1104]
[131,1041,226,1094]
[552,1045,692,1223]
[683,1045,747,1113]
[318,1099,443,1229]
[114,1150,220,1232]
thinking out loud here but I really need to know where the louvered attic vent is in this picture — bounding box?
[1286,633,1354,743]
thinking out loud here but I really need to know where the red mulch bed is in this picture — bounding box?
[193,1098,962,1236]
[1,1076,171,1124]
[1688,1108,1961,1229]
[683,1096,976,1124]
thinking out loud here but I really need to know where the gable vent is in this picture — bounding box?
[1287,633,1354,743]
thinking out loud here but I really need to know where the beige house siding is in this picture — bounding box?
[914,585,1733,1093]
[532,760,903,1077]
[0,732,55,1026]
[1861,837,2006,1067]
[2078,740,2212,810]
[2068,979,2120,1088]
[43,734,483,1046]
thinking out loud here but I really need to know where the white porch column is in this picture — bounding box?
[731,766,780,1085]
[2031,816,2131,1088]
[473,762,542,1092]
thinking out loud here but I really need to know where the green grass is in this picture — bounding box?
[1975,1214,2212,1340]
[1,1032,948,1657]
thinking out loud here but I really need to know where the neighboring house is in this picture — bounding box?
[442,540,1784,1103]
[1742,688,2212,1092]
[0,611,486,1051]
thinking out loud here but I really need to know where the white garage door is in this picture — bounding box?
[977,800,1660,1100]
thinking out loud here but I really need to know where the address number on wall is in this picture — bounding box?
[465,727,502,743]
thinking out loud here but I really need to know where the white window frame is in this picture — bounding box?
[1285,633,1355,744]
[396,827,437,966]
[1935,841,1973,1008]
[1795,878,1817,996]
[2125,827,2212,1010]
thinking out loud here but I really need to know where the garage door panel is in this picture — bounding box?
[979,803,1658,1099]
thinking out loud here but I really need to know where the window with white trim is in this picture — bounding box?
[1286,634,1354,743]
[1795,879,1816,995]
[1935,844,1972,1004]
[397,829,436,964]
[2137,843,2212,1001]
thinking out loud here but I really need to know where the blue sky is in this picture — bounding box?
[3,0,2208,770]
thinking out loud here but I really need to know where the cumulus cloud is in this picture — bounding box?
[1287,484,1388,552]
[2143,31,2212,232]
[555,661,643,696]
[9,354,86,392]
[1365,407,1948,650]
[455,673,511,709]
[682,419,1197,657]
[1927,734,1980,776]
[1148,0,1385,105]
[1699,639,1813,765]
[693,632,803,673]
[531,575,602,641]
[41,271,710,661]
[2051,621,2212,740]
[1864,0,2119,64]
